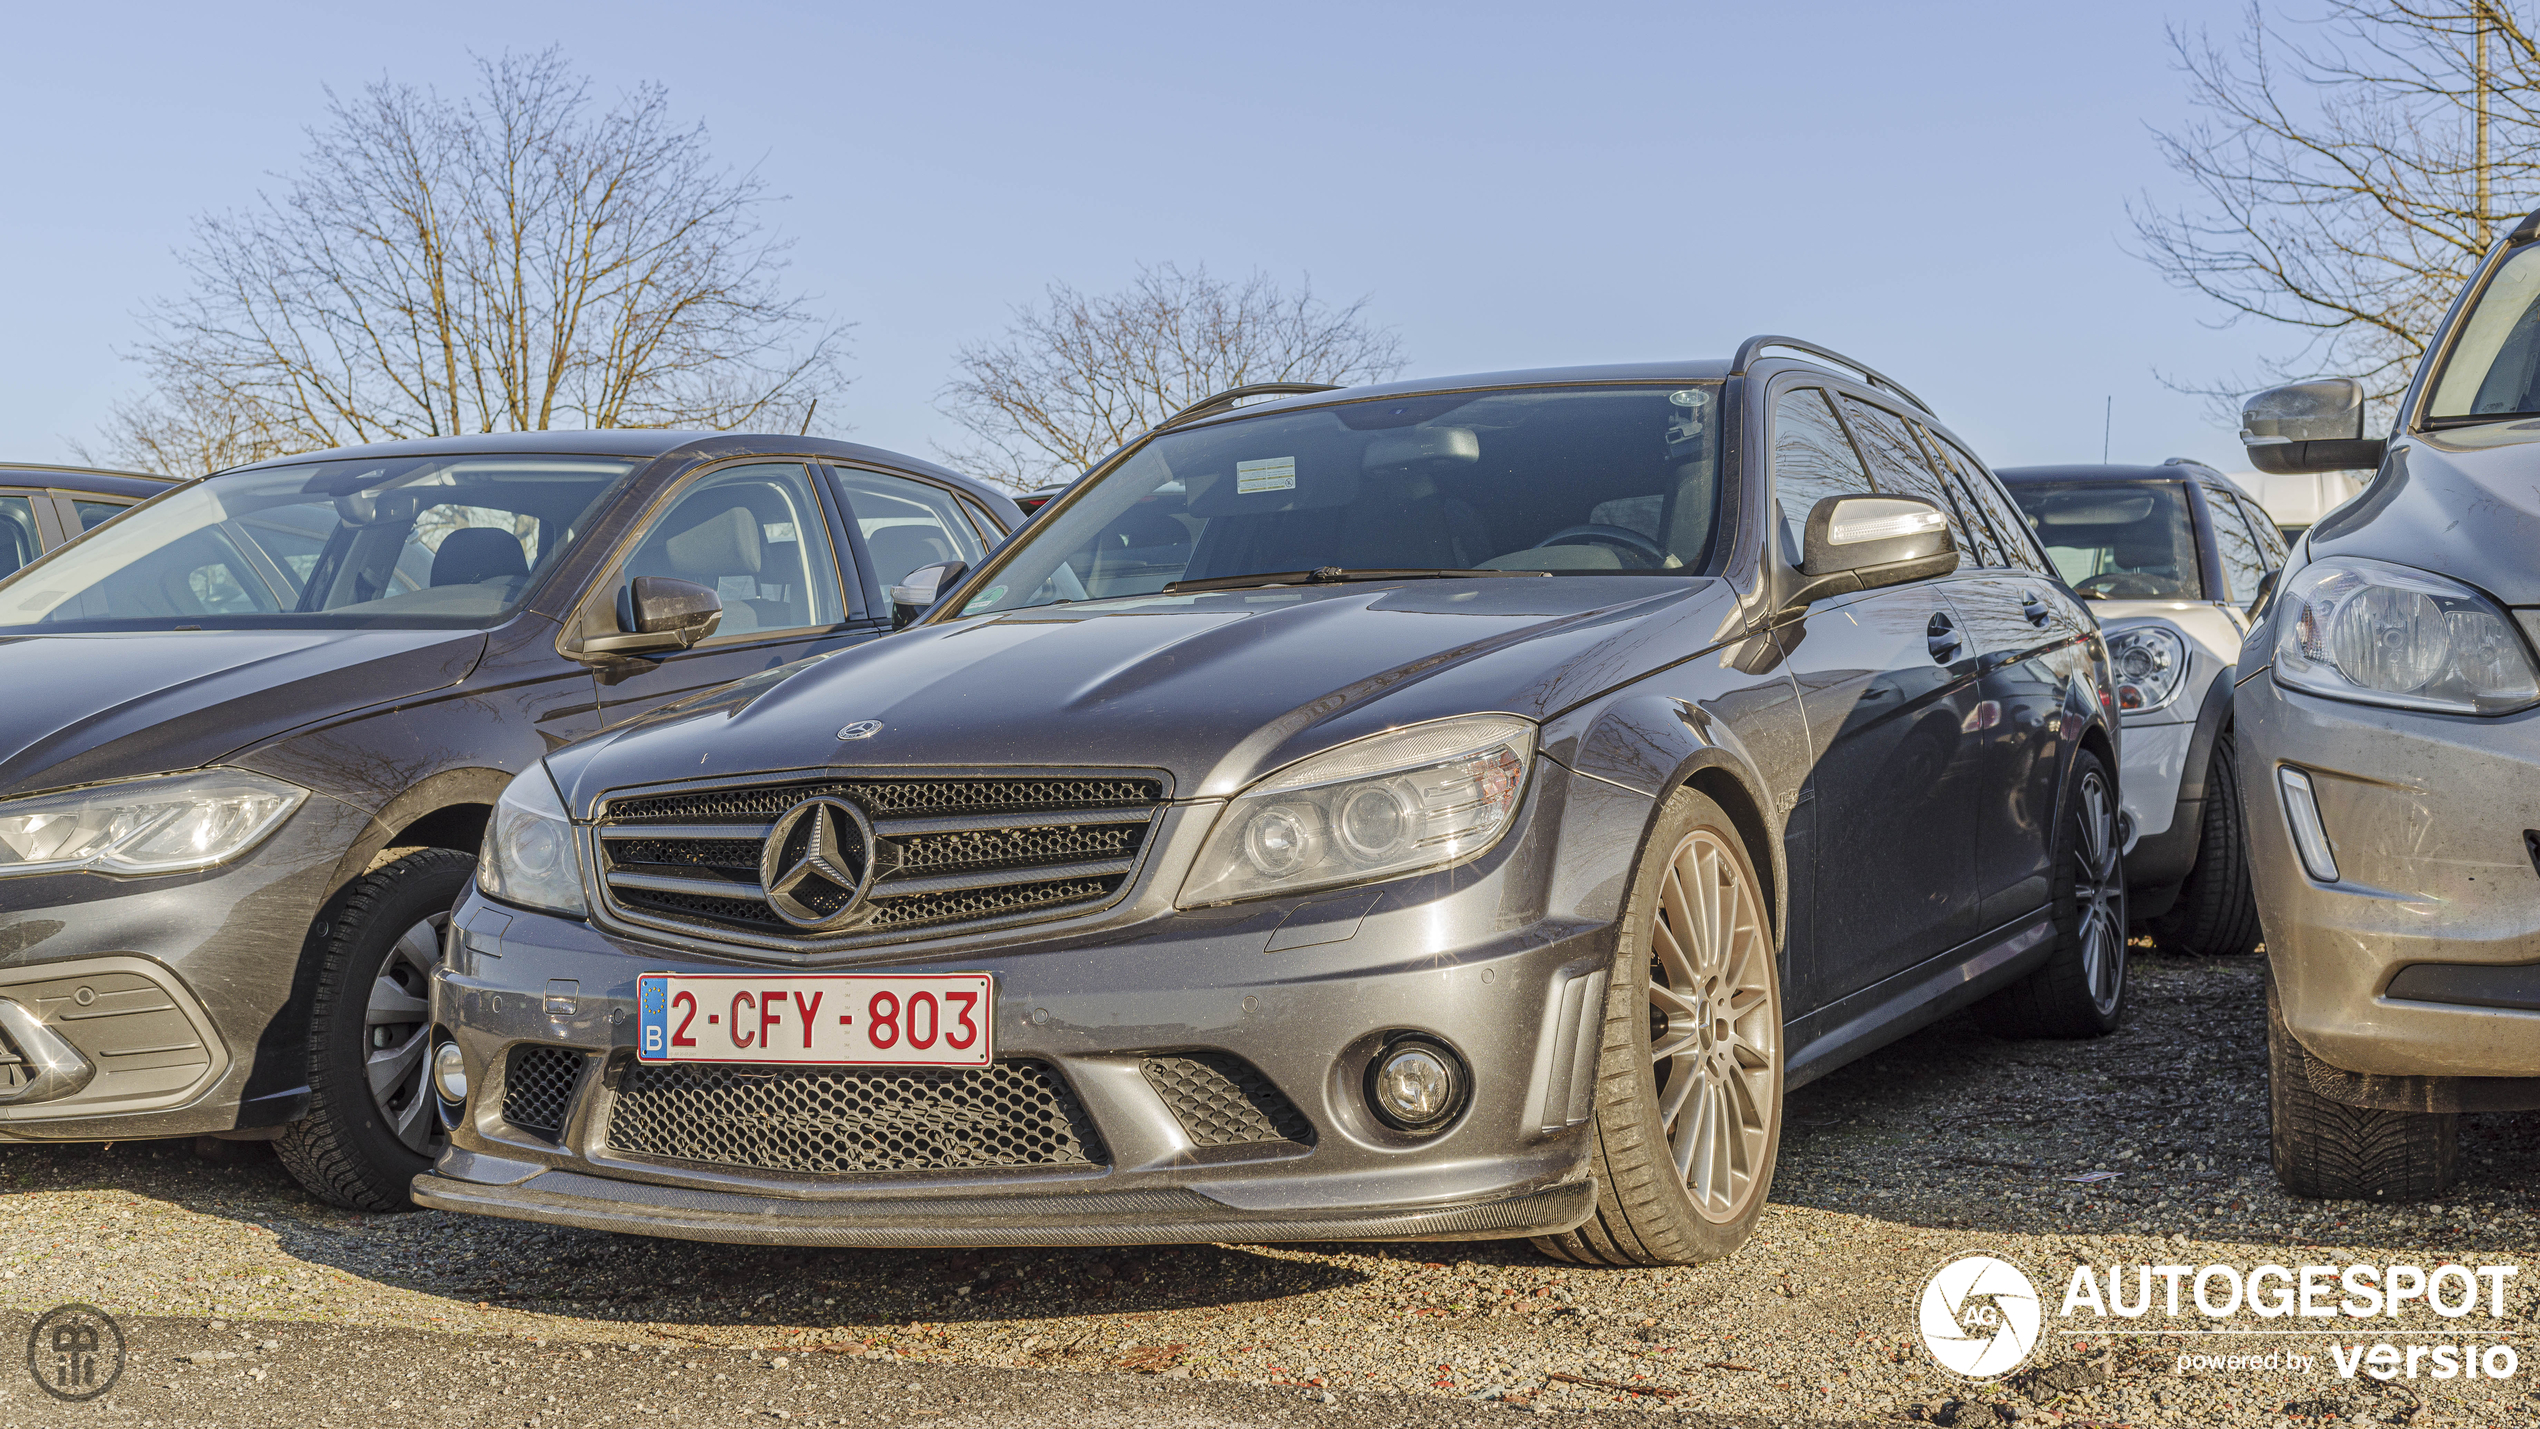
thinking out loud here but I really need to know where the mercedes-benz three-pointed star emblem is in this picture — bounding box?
[759,797,879,929]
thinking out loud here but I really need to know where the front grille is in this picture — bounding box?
[592,772,1168,946]
[1142,1052,1315,1147]
[504,1046,586,1140]
[605,1060,1106,1174]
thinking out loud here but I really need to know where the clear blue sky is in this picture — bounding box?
[2,0,2291,477]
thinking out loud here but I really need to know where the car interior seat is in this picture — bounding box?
[863,523,957,589]
[430,528,529,587]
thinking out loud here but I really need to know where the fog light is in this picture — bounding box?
[432,1042,468,1103]
[1367,1037,1464,1132]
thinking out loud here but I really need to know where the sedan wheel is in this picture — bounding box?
[1535,786,1784,1267]
[1974,747,2129,1039]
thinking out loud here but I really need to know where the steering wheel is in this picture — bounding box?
[2075,571,2166,599]
[1529,524,1667,567]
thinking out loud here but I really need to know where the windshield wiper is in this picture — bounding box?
[1163,566,1552,594]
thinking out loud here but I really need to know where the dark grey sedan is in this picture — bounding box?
[423,341,2122,1266]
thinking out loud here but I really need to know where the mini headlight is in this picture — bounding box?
[2274,556,2540,715]
[477,765,588,917]
[431,1042,469,1103]
[2103,623,2189,714]
[0,768,306,878]
[1180,714,1536,906]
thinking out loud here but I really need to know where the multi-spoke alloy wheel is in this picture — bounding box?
[1973,747,2130,1040]
[1534,787,1784,1267]
[1646,828,1780,1224]
[367,914,446,1156]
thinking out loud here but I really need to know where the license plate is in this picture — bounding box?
[635,973,994,1066]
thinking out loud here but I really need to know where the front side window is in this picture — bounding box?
[614,463,845,640]
[2429,243,2540,419]
[0,456,633,630]
[828,468,987,610]
[955,384,1723,616]
[0,496,38,579]
[1771,388,1873,563]
[2006,482,2204,601]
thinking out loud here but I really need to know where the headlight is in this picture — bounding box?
[2274,556,2540,715]
[1178,715,1536,907]
[2103,623,2189,714]
[477,765,587,917]
[0,769,305,878]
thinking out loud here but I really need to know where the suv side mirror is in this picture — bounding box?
[2241,377,2386,475]
[583,575,723,656]
[889,560,967,630]
[1784,494,1959,610]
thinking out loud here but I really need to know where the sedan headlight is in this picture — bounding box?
[2275,556,2540,715]
[2104,623,2189,714]
[477,765,587,917]
[1179,715,1536,907]
[0,769,306,878]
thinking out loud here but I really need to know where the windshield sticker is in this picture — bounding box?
[962,585,1007,614]
[1236,457,1297,494]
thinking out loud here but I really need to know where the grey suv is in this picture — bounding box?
[422,340,2121,1266]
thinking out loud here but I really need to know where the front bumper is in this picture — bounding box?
[419,764,1634,1247]
[2237,671,2540,1079]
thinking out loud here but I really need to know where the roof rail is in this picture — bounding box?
[1729,335,1934,416]
[1154,382,1342,431]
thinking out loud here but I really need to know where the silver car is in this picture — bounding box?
[2235,206,2540,1200]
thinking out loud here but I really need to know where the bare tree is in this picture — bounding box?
[2134,2,2540,413]
[937,263,1406,491]
[87,49,845,473]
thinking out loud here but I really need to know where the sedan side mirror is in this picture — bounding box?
[889,560,967,630]
[583,575,723,656]
[1784,494,1959,610]
[2241,377,2386,475]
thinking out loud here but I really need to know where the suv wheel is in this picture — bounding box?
[1974,749,2128,1038]
[1534,787,1783,1267]
[275,848,470,1212]
[2267,973,2457,1200]
[2148,731,2263,956]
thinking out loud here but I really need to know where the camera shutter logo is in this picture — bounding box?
[27,1303,124,1402]
[1919,1256,2041,1378]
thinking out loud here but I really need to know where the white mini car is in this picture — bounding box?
[1999,460,2287,956]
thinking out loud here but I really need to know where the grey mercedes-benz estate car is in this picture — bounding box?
[421,339,2122,1266]
[2235,203,2540,1200]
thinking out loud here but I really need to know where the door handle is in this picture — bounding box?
[2020,592,2052,627]
[1927,611,1962,664]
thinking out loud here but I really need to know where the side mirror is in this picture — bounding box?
[1784,494,1959,610]
[583,575,722,656]
[889,560,967,631]
[2241,377,2386,475]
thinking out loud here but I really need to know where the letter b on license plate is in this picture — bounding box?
[636,973,994,1066]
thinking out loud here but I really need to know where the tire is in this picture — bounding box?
[2266,972,2458,1200]
[275,848,470,1212]
[2148,731,2263,957]
[1532,787,1783,1267]
[1973,748,2128,1039]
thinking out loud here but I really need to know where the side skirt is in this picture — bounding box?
[1782,909,2055,1091]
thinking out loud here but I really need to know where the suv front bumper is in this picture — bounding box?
[2238,671,2540,1081]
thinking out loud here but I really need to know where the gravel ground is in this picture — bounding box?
[0,948,2530,1428]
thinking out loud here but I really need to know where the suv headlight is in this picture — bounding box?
[477,765,587,917]
[0,769,306,878]
[2104,623,2189,714]
[2275,556,2540,714]
[1178,715,1536,907]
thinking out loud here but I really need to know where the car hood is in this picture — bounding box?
[2320,427,2540,603]
[553,576,1746,811]
[0,629,489,799]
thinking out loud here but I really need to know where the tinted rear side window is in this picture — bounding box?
[1840,397,1971,554]
[1911,427,2007,567]
[0,495,37,578]
[1941,437,2048,574]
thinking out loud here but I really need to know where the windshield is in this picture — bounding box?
[955,384,1722,616]
[0,454,634,631]
[2430,243,2540,420]
[2006,481,2203,600]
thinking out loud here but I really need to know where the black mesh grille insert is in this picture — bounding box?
[504,1046,586,1141]
[609,776,1163,824]
[893,822,1146,874]
[606,1059,1107,1174]
[864,876,1123,930]
[1141,1053,1315,1147]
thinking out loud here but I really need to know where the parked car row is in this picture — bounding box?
[4,243,2523,1262]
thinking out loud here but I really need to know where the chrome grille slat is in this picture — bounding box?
[593,772,1168,947]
